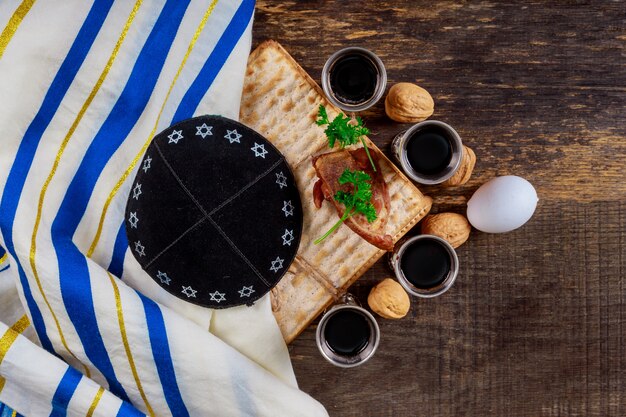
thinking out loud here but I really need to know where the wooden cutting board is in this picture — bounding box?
[239,40,432,343]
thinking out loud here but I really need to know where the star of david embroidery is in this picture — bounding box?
[156,270,171,285]
[270,256,284,273]
[224,129,242,144]
[238,286,255,298]
[275,171,287,189]
[209,291,226,303]
[142,156,152,173]
[282,200,294,217]
[168,129,183,144]
[181,285,197,298]
[128,212,139,229]
[251,142,268,158]
[282,229,294,246]
[134,241,145,257]
[132,183,142,200]
[196,123,213,139]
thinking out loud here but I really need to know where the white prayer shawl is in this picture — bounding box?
[0,1,328,416]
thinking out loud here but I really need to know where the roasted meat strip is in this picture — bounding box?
[312,148,393,251]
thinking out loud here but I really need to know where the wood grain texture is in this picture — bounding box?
[252,1,626,416]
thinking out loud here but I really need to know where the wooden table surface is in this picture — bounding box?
[252,2,626,416]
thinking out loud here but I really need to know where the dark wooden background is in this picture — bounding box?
[253,2,626,416]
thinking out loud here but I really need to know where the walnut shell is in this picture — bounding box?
[368,278,410,319]
[384,82,434,123]
[443,145,476,186]
[421,212,471,249]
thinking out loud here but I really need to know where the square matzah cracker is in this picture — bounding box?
[240,40,432,343]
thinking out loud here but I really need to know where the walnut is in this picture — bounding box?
[368,278,411,319]
[443,145,476,186]
[384,82,434,123]
[420,212,471,249]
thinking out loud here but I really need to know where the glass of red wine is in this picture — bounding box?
[389,234,459,298]
[321,47,387,113]
[315,294,380,368]
[391,120,464,185]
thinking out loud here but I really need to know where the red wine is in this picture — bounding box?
[324,309,371,356]
[329,53,378,105]
[400,238,451,289]
[405,126,452,175]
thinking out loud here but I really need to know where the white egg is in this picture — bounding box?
[466,176,538,233]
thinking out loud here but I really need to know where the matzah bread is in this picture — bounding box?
[240,40,432,343]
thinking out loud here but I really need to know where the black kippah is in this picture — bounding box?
[125,115,302,309]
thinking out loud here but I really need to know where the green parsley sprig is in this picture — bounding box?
[316,105,377,172]
[314,168,378,245]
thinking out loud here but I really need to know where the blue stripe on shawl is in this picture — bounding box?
[140,297,189,416]
[116,401,146,417]
[49,0,190,402]
[0,0,115,354]
[48,368,82,417]
[171,0,256,123]
[107,222,128,279]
